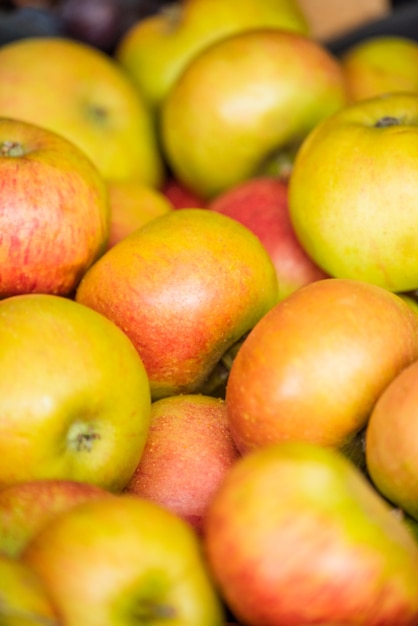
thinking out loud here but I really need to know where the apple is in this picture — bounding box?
[208,176,329,300]
[0,478,113,557]
[162,176,207,209]
[0,36,164,186]
[75,208,279,400]
[0,551,59,626]
[0,116,109,298]
[160,28,348,199]
[203,441,418,626]
[0,293,151,492]
[341,35,418,102]
[365,358,418,522]
[107,178,173,248]
[225,278,418,457]
[22,494,226,626]
[289,92,418,293]
[125,394,240,534]
[115,0,310,110]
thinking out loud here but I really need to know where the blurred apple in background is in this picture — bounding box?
[0,117,109,298]
[160,28,348,199]
[289,92,418,293]
[0,293,151,492]
[225,278,418,461]
[0,479,112,557]
[0,36,164,186]
[341,35,418,102]
[162,175,207,209]
[125,394,240,534]
[76,208,279,400]
[203,441,418,626]
[209,176,328,301]
[107,178,173,248]
[22,495,226,626]
[115,0,310,111]
[0,552,60,626]
[365,358,418,522]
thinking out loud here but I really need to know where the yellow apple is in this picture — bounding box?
[160,28,348,199]
[0,293,151,492]
[115,0,310,110]
[341,35,418,102]
[289,92,418,292]
[0,36,164,186]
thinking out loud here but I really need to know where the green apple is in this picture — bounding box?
[0,36,164,186]
[0,478,113,557]
[288,92,418,293]
[160,28,348,199]
[76,208,279,400]
[0,552,59,626]
[365,358,418,522]
[225,278,418,456]
[203,441,418,626]
[341,35,418,102]
[0,293,151,492]
[124,394,240,535]
[0,116,109,298]
[115,0,310,111]
[22,494,225,626]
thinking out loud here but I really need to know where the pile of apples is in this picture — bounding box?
[2,1,418,624]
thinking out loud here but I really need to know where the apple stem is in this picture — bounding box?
[67,421,101,452]
[0,140,25,157]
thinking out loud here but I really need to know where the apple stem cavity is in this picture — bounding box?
[67,421,100,452]
[0,140,25,158]
[374,116,402,128]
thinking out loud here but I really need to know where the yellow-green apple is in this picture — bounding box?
[225,278,418,457]
[203,441,418,626]
[0,36,164,186]
[0,478,113,557]
[125,394,240,534]
[115,0,310,111]
[341,35,418,103]
[76,208,279,400]
[0,116,109,298]
[365,358,418,522]
[289,92,418,293]
[160,28,348,199]
[107,179,173,248]
[209,176,328,301]
[22,494,225,626]
[162,176,207,209]
[0,552,59,626]
[0,293,151,491]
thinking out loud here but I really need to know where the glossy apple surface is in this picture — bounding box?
[22,494,225,626]
[203,441,418,626]
[0,36,164,186]
[76,208,279,400]
[0,293,151,492]
[289,92,418,292]
[161,28,347,199]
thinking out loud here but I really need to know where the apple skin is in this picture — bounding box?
[225,278,418,456]
[124,394,240,534]
[160,28,348,199]
[0,36,164,186]
[0,293,151,492]
[0,478,113,557]
[289,92,418,293]
[203,441,418,626]
[209,176,328,300]
[0,116,109,297]
[0,552,60,626]
[162,176,207,209]
[365,358,418,522]
[22,494,226,626]
[341,35,418,102]
[115,0,310,110]
[76,208,279,400]
[107,179,173,248]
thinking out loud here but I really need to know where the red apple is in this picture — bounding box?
[209,176,328,300]
[162,176,207,209]
[125,394,240,534]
